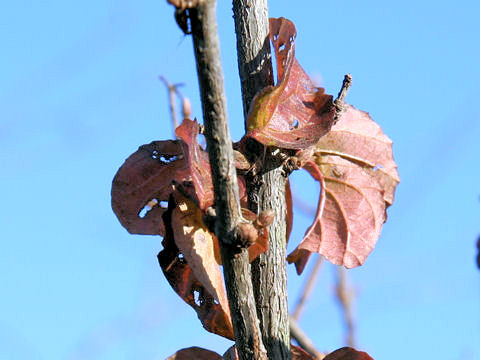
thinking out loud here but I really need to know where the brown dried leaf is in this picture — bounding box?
[315,105,400,205]
[222,345,316,360]
[111,140,190,236]
[324,347,374,360]
[158,194,234,339]
[246,17,335,150]
[166,346,222,360]
[175,118,214,209]
[288,106,399,272]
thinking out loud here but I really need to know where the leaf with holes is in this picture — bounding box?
[324,347,374,360]
[245,17,335,150]
[166,346,222,360]
[175,118,214,209]
[158,192,234,339]
[111,140,190,236]
[288,106,399,272]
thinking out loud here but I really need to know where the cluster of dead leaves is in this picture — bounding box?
[111,16,397,360]
[166,346,373,360]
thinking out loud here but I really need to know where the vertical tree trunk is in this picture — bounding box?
[233,1,291,359]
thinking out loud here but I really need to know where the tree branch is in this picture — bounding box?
[233,1,290,359]
[289,317,325,360]
[184,1,267,359]
[292,255,324,320]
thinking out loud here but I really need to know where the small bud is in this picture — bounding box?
[182,97,192,119]
[236,222,258,247]
[254,210,275,229]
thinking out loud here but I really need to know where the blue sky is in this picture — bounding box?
[1,1,479,359]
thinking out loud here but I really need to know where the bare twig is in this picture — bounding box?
[335,266,356,347]
[170,1,267,359]
[232,2,290,359]
[292,255,324,320]
[159,75,185,137]
[333,74,353,122]
[289,316,325,360]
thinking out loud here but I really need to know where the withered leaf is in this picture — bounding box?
[246,17,335,150]
[315,105,400,205]
[111,140,190,236]
[324,347,374,360]
[222,344,316,360]
[175,118,214,209]
[158,194,234,339]
[166,346,222,360]
[288,106,399,272]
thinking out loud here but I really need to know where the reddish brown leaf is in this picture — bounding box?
[111,140,190,236]
[288,106,399,272]
[171,192,231,321]
[290,345,317,360]
[166,346,222,360]
[315,105,400,205]
[175,118,214,210]
[158,194,234,339]
[324,347,374,360]
[246,17,335,150]
[222,345,316,360]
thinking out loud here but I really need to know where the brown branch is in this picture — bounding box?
[335,266,356,347]
[289,316,325,360]
[333,73,353,122]
[232,1,290,359]
[180,1,267,359]
[159,75,185,137]
[292,255,324,320]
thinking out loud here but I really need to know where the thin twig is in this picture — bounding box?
[174,1,267,359]
[159,75,185,137]
[289,316,326,360]
[335,266,356,347]
[292,255,324,320]
[333,74,353,122]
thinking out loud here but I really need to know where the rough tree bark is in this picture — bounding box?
[233,1,291,359]
[188,1,268,359]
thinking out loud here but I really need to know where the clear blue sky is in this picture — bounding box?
[1,1,479,359]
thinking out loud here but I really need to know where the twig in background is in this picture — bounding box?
[292,255,324,320]
[335,266,356,347]
[289,316,325,359]
[159,75,185,137]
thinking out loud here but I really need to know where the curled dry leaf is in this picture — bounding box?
[175,118,214,209]
[166,346,222,360]
[246,17,335,150]
[288,106,399,272]
[111,140,190,236]
[158,194,234,339]
[323,347,374,360]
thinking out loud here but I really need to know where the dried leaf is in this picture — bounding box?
[166,346,222,360]
[288,106,399,272]
[290,345,317,360]
[246,17,335,150]
[175,118,214,209]
[222,344,316,360]
[111,140,190,236]
[324,347,374,360]
[315,105,400,205]
[158,194,234,339]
